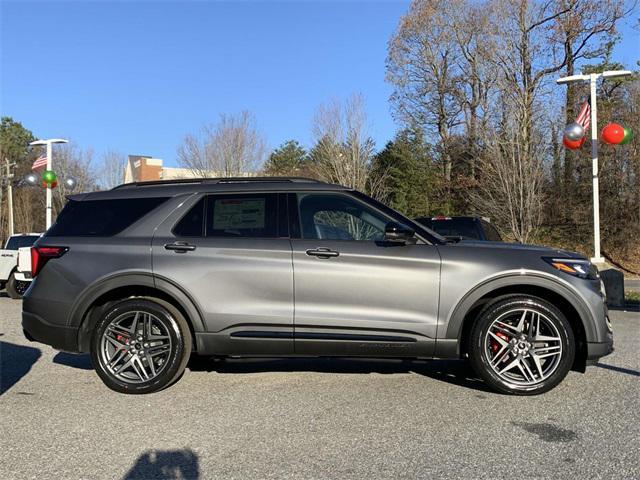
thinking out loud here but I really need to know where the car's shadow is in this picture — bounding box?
[53,352,93,370]
[187,356,493,393]
[52,351,491,392]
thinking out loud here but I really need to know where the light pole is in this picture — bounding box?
[29,138,68,229]
[556,70,632,264]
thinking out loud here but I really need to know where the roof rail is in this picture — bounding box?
[112,176,324,190]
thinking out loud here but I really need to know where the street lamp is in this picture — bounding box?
[29,138,68,229]
[556,70,632,264]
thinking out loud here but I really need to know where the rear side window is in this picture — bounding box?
[47,197,168,237]
[5,235,39,250]
[206,193,278,238]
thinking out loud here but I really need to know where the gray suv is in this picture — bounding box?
[22,178,613,395]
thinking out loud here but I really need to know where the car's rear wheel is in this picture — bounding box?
[6,271,30,299]
[91,298,192,394]
[469,295,575,395]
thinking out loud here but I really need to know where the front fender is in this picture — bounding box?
[441,271,598,343]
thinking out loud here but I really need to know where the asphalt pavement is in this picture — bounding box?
[626,279,640,292]
[1,296,639,480]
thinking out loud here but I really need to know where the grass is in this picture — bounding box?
[625,291,640,303]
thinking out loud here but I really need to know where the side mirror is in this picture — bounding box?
[384,222,415,243]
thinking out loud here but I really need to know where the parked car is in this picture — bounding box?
[16,245,35,283]
[0,233,40,299]
[414,215,502,242]
[22,178,612,395]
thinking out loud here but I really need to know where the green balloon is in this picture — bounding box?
[620,127,633,145]
[42,170,57,183]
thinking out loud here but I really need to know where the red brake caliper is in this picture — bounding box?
[116,334,129,351]
[490,331,509,354]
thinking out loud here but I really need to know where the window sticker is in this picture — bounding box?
[213,198,266,229]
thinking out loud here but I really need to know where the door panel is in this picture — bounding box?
[290,192,441,356]
[152,193,294,355]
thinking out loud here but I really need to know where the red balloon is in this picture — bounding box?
[601,123,625,145]
[563,135,585,150]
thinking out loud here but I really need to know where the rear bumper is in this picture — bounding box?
[22,311,79,352]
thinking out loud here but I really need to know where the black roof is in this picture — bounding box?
[69,177,349,201]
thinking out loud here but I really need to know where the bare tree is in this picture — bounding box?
[310,94,378,195]
[387,0,465,209]
[472,122,546,244]
[178,111,266,177]
[51,142,96,215]
[99,150,126,189]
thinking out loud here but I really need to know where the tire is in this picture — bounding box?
[469,295,575,395]
[6,271,30,299]
[90,297,192,394]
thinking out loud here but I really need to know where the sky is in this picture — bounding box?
[1,0,638,168]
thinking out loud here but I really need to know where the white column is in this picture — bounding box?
[46,141,53,229]
[589,74,604,263]
[6,158,14,236]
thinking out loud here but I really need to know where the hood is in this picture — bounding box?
[453,240,584,259]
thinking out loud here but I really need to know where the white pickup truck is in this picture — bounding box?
[0,233,41,299]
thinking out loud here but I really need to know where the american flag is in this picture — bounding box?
[32,154,47,171]
[575,98,591,131]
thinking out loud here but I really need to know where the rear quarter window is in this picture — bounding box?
[47,197,168,237]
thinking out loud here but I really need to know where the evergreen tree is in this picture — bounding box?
[370,129,435,218]
[263,140,307,176]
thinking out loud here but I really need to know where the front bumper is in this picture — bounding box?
[586,334,614,365]
[22,311,79,352]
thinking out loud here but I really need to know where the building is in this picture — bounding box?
[123,155,256,183]
[123,155,204,183]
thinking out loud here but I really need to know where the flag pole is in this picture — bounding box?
[589,73,603,263]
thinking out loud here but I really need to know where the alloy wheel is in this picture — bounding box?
[484,308,563,387]
[15,280,30,296]
[99,310,173,384]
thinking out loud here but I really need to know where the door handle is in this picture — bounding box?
[306,248,339,258]
[164,242,197,253]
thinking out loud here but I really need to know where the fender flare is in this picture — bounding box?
[443,273,597,342]
[71,272,206,352]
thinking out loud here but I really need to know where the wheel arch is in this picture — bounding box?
[73,273,205,353]
[446,276,592,372]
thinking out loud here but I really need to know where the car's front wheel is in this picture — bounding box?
[469,295,575,395]
[91,298,192,394]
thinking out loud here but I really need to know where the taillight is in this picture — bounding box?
[31,246,68,277]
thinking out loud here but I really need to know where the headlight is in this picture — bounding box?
[543,257,599,280]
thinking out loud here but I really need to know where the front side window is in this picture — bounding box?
[296,193,388,241]
[173,197,205,237]
[206,193,278,238]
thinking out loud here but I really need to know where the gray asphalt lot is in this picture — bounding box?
[1,297,639,480]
